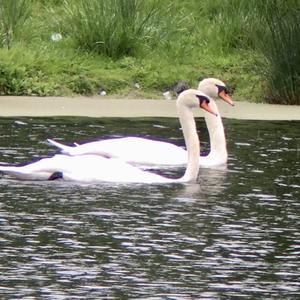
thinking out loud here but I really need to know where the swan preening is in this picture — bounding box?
[48,78,233,167]
[0,89,219,183]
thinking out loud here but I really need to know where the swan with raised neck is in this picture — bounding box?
[198,78,234,166]
[47,78,233,167]
[0,89,217,183]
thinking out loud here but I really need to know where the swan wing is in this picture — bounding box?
[48,137,187,165]
[0,154,172,183]
[59,155,172,183]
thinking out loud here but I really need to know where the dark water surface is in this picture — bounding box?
[0,117,299,299]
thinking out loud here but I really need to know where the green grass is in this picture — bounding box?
[254,0,300,104]
[0,0,298,104]
[0,0,31,49]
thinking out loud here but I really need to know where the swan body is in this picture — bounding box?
[0,89,216,184]
[48,78,233,167]
[48,137,188,166]
[0,154,173,183]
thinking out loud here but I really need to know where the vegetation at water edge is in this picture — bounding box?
[0,0,299,104]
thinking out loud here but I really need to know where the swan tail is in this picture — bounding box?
[0,165,27,179]
[47,139,73,154]
[0,164,52,180]
[48,139,117,158]
[0,165,17,173]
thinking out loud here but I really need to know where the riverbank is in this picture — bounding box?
[0,96,300,120]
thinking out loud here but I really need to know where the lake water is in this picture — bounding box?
[0,117,299,299]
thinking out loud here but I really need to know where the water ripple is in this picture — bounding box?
[0,119,299,299]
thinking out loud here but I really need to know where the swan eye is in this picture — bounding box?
[196,95,210,105]
[216,85,229,95]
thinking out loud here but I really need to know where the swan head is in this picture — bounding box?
[177,89,218,116]
[198,78,234,106]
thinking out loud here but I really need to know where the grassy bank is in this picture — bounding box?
[0,0,299,104]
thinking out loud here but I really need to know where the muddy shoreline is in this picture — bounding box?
[1,96,299,120]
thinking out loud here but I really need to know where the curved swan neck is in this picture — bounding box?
[177,104,200,183]
[204,99,227,156]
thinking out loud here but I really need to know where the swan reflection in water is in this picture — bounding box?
[174,166,229,200]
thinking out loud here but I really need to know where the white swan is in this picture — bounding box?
[48,78,233,167]
[0,89,217,184]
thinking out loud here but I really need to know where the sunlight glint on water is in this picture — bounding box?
[0,118,299,299]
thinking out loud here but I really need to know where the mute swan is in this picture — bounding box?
[48,78,233,167]
[0,90,216,183]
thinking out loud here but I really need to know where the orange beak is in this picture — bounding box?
[200,101,218,117]
[219,90,234,106]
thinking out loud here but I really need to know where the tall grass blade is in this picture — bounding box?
[62,0,162,58]
[0,0,31,49]
[255,0,300,104]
